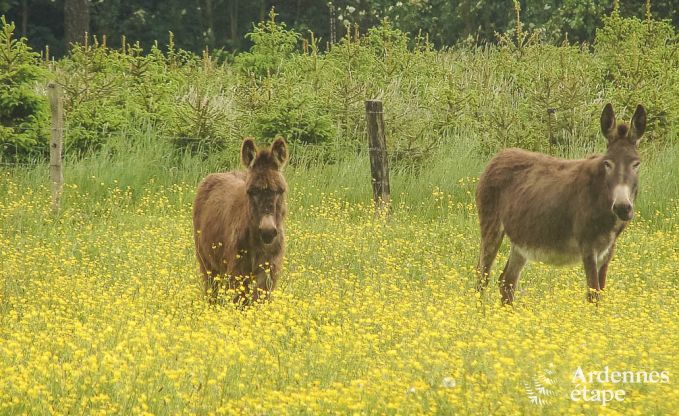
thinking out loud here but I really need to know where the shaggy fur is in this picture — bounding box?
[193,138,289,304]
[476,104,647,304]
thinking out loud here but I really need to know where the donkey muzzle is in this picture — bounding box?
[259,215,278,244]
[611,185,634,221]
[613,203,634,221]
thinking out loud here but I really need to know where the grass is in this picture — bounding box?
[10,127,676,220]
[1,132,678,414]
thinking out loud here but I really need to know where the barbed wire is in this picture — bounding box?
[1,125,404,168]
[0,162,40,166]
[1,127,52,133]
[0,127,384,147]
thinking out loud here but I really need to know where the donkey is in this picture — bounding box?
[475,103,646,304]
[193,137,289,305]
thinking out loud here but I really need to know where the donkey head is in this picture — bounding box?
[241,137,289,245]
[600,103,646,221]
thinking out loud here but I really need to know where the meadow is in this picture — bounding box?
[2,6,679,415]
[1,134,679,415]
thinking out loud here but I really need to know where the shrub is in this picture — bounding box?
[234,14,335,150]
[4,7,678,166]
[56,39,131,154]
[234,9,300,78]
[0,16,48,162]
[168,56,237,154]
[595,9,678,141]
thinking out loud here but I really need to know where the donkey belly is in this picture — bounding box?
[512,240,581,266]
[512,239,614,266]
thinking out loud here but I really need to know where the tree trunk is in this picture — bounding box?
[64,0,90,46]
[205,0,214,48]
[295,0,301,25]
[228,0,239,49]
[460,0,473,39]
[20,0,28,37]
[259,0,267,22]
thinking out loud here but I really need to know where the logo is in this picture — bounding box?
[523,365,670,407]
[570,366,670,407]
[524,366,557,406]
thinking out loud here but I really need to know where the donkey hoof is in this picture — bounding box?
[587,290,602,303]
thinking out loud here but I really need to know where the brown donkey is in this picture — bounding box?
[476,103,646,304]
[193,138,289,304]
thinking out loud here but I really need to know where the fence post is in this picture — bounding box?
[365,99,391,214]
[48,82,64,215]
[547,108,557,148]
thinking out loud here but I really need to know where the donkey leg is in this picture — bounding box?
[198,258,216,299]
[204,273,221,304]
[498,246,527,305]
[476,220,504,291]
[583,253,601,303]
[598,243,615,290]
[197,255,220,303]
[231,274,252,306]
[254,266,277,303]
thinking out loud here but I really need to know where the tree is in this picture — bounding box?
[2,0,677,56]
[0,16,48,161]
[64,0,89,45]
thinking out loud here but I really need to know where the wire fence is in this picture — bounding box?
[3,97,393,212]
[0,126,390,168]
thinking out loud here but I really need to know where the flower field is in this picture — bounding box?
[1,172,678,415]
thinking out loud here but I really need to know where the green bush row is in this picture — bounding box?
[0,9,677,163]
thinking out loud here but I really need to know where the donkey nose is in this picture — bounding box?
[260,228,278,244]
[613,203,633,221]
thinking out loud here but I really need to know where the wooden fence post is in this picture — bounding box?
[365,99,391,214]
[48,82,64,215]
[547,108,557,148]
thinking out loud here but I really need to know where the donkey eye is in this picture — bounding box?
[603,160,614,170]
[632,161,641,171]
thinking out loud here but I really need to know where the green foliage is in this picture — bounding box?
[234,14,335,151]
[4,0,679,59]
[234,9,300,78]
[56,36,239,156]
[251,94,335,146]
[169,56,236,154]
[0,15,48,162]
[57,39,134,154]
[3,9,678,165]
[595,10,678,141]
[510,0,610,44]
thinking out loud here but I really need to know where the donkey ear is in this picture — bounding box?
[630,104,646,145]
[241,138,257,168]
[600,103,616,142]
[271,137,288,169]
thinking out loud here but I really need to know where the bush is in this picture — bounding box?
[4,7,678,165]
[56,39,134,154]
[234,14,335,150]
[595,9,678,141]
[234,9,300,78]
[0,16,48,162]
[168,57,237,154]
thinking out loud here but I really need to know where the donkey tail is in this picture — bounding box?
[475,173,504,291]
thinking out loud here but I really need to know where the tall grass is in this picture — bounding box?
[3,126,677,229]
